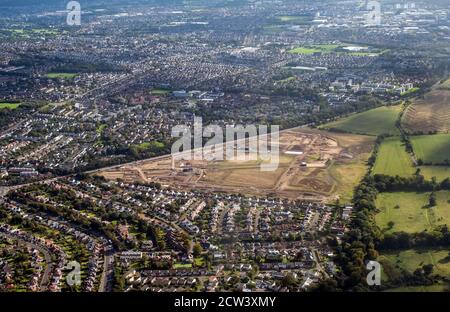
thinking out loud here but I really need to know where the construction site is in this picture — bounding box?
[96,127,374,202]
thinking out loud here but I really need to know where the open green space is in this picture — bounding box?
[411,134,450,165]
[375,191,450,234]
[276,76,296,83]
[173,263,193,269]
[320,105,401,136]
[1,28,60,39]
[288,44,340,55]
[372,137,415,177]
[45,73,78,79]
[134,141,165,151]
[328,159,371,203]
[288,44,382,56]
[419,166,450,182]
[401,87,420,97]
[151,88,171,95]
[0,102,21,110]
[379,248,450,286]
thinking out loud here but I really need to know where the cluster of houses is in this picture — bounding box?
[0,224,66,292]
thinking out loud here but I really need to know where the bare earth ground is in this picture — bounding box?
[96,127,374,203]
[402,79,450,134]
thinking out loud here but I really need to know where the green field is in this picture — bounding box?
[401,87,420,97]
[379,248,450,284]
[3,28,59,38]
[132,141,165,152]
[321,106,402,136]
[372,137,415,177]
[151,88,171,95]
[173,263,193,269]
[289,44,339,55]
[45,73,77,79]
[328,159,371,203]
[411,134,450,165]
[288,44,381,56]
[276,76,296,83]
[419,166,450,181]
[375,191,450,233]
[0,102,21,109]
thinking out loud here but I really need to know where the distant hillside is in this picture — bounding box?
[402,79,450,134]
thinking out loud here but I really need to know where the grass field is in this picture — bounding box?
[320,106,401,136]
[151,88,171,95]
[173,263,193,269]
[419,166,450,181]
[410,134,450,165]
[379,248,450,284]
[289,44,339,55]
[375,191,450,234]
[288,44,381,56]
[372,137,415,177]
[328,160,369,203]
[0,102,21,109]
[46,73,77,79]
[132,141,165,152]
[276,76,296,83]
[2,28,59,38]
[401,87,420,97]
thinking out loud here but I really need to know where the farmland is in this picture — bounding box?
[410,134,450,165]
[320,105,401,136]
[372,137,415,177]
[401,79,450,134]
[375,191,450,234]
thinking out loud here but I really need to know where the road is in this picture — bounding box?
[98,250,115,292]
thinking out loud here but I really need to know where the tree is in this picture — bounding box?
[193,243,203,257]
[429,192,437,207]
[281,273,297,287]
[387,221,395,229]
[422,264,434,276]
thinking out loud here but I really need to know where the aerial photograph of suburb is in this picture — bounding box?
[0,0,449,307]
